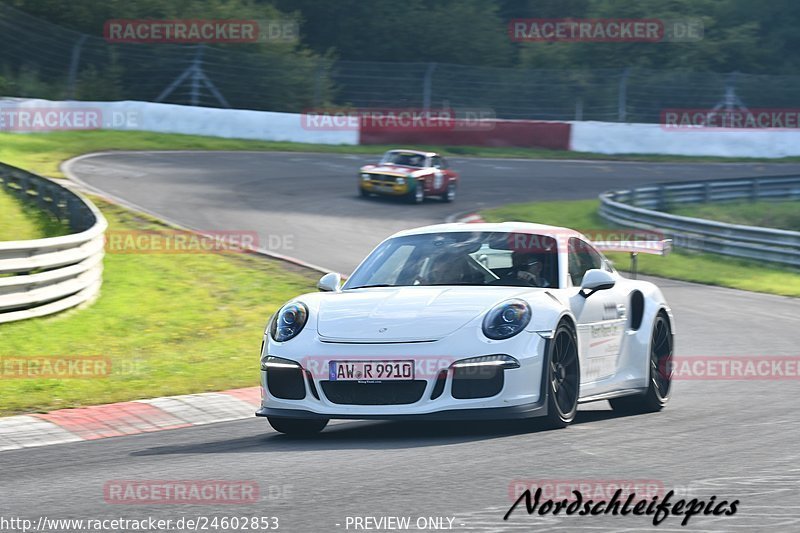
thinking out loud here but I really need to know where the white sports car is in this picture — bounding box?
[257,222,675,435]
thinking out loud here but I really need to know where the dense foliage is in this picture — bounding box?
[3,0,798,73]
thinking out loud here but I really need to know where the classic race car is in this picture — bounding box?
[358,149,459,203]
[257,222,674,435]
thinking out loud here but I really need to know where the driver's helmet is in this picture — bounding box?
[511,251,543,271]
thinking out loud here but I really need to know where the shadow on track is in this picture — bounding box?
[130,408,635,457]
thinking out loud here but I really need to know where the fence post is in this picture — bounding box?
[618,68,630,122]
[313,60,328,108]
[66,35,88,100]
[423,63,437,111]
[190,45,205,106]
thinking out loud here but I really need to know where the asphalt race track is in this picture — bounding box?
[2,152,799,532]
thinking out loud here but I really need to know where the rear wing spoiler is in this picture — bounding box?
[593,239,672,256]
[593,239,672,279]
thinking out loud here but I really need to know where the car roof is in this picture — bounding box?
[389,222,587,242]
[385,149,437,157]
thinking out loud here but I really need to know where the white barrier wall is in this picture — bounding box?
[5,99,800,156]
[570,121,800,158]
[0,99,359,145]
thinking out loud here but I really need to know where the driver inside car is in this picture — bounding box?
[425,252,470,285]
[507,251,550,287]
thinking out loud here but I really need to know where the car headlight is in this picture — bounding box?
[451,354,520,369]
[395,176,405,184]
[269,302,309,342]
[482,299,531,340]
[361,173,370,181]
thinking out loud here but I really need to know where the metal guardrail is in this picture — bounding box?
[0,163,106,324]
[599,176,800,267]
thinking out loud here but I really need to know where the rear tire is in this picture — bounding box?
[441,182,456,202]
[268,416,328,436]
[543,322,579,428]
[359,187,369,198]
[610,313,673,414]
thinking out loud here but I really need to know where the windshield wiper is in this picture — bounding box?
[347,284,395,289]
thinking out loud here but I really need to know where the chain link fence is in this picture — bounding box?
[3,3,800,122]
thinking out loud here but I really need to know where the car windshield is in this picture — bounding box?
[344,232,559,289]
[380,152,426,167]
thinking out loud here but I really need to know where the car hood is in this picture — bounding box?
[315,286,533,342]
[361,164,424,175]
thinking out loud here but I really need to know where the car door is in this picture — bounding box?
[566,238,627,388]
[429,156,447,194]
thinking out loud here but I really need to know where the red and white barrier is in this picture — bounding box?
[4,99,800,157]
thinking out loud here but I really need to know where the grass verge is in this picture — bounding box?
[482,199,800,297]
[669,200,800,232]
[3,130,800,179]
[0,200,318,416]
[0,188,71,241]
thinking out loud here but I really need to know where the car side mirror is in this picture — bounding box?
[317,272,341,292]
[580,269,615,297]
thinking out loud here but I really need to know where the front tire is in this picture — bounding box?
[407,181,425,204]
[610,312,673,414]
[267,416,328,436]
[543,322,579,428]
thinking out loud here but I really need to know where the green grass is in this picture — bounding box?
[0,188,70,241]
[482,199,800,297]
[3,130,800,179]
[669,200,800,232]
[0,200,318,416]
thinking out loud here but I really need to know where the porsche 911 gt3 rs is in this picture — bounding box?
[257,222,674,435]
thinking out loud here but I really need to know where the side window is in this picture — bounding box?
[438,157,449,169]
[431,156,442,168]
[568,238,603,286]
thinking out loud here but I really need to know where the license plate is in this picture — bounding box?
[329,360,414,382]
[375,185,394,192]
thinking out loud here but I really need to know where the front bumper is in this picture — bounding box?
[360,177,410,196]
[257,400,546,421]
[258,332,549,421]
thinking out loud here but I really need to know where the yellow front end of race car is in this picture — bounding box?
[359,172,412,197]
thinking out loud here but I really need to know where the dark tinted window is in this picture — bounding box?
[568,238,603,286]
